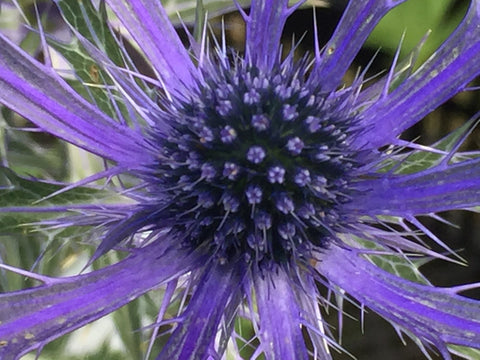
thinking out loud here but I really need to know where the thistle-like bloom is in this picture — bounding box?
[2,0,480,359]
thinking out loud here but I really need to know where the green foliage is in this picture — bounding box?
[0,166,125,290]
[350,235,430,285]
[163,0,324,23]
[449,345,480,360]
[0,167,120,221]
[366,0,468,63]
[52,0,129,120]
[379,115,480,175]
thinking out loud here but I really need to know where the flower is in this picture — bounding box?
[1,0,480,359]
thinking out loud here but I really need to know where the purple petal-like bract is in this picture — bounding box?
[317,245,480,357]
[254,267,310,358]
[0,34,149,165]
[0,242,206,360]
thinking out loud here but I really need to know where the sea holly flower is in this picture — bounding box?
[1,0,480,359]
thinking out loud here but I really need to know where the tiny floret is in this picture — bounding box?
[286,136,304,155]
[246,146,266,164]
[268,166,286,184]
[220,125,237,143]
[251,114,270,131]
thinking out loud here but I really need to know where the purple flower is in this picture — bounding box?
[1,0,480,359]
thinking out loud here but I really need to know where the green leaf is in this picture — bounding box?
[163,0,245,22]
[51,38,125,119]
[55,0,123,64]
[0,167,125,229]
[163,0,325,23]
[0,167,118,208]
[379,115,480,175]
[449,345,480,360]
[368,254,429,284]
[193,0,206,43]
[50,0,130,120]
[387,31,430,93]
[366,0,467,63]
[1,109,69,179]
[351,236,430,284]
[0,167,129,293]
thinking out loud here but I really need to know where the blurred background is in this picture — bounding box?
[1,0,479,359]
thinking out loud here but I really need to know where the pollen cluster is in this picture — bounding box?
[149,61,357,264]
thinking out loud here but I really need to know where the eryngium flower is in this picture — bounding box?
[1,0,480,359]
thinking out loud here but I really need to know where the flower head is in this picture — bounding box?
[1,0,480,359]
